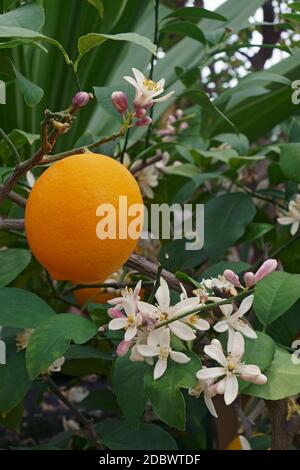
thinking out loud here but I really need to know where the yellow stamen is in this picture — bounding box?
[143,78,160,92]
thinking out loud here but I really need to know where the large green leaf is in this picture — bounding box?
[203,193,256,259]
[0,288,55,328]
[0,129,39,160]
[280,143,300,183]
[113,354,147,428]
[162,6,227,22]
[144,352,200,431]
[26,314,97,379]
[0,3,45,30]
[0,249,31,287]
[254,272,300,326]
[246,347,300,400]
[0,340,32,413]
[96,418,178,450]
[160,22,206,44]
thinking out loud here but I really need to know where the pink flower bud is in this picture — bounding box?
[108,307,124,319]
[111,91,128,115]
[254,259,278,283]
[135,116,152,127]
[116,340,131,357]
[134,108,147,119]
[243,272,256,288]
[224,269,242,288]
[240,373,267,385]
[72,91,93,109]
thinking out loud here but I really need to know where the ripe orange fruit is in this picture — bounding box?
[25,153,144,282]
[74,282,116,306]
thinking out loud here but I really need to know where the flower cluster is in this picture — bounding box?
[105,259,277,416]
[111,67,174,127]
[158,108,189,141]
[277,194,300,236]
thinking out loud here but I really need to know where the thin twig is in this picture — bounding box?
[7,190,27,207]
[120,128,130,164]
[44,376,103,449]
[0,127,21,165]
[65,280,153,294]
[130,154,163,174]
[0,218,24,231]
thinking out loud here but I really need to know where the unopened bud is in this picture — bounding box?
[254,259,278,282]
[135,116,152,127]
[224,269,242,288]
[111,91,128,114]
[108,307,124,319]
[134,99,153,110]
[116,340,131,357]
[244,272,256,288]
[134,108,147,119]
[72,91,93,109]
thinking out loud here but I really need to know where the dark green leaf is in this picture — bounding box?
[162,7,227,22]
[0,129,39,160]
[160,22,206,44]
[0,249,31,287]
[280,143,300,183]
[0,3,45,30]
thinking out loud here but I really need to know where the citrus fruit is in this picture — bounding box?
[25,153,144,282]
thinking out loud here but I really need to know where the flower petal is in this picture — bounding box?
[238,364,261,376]
[216,378,226,394]
[153,91,175,103]
[219,304,233,318]
[170,351,190,364]
[237,295,254,317]
[123,75,138,90]
[160,327,171,348]
[174,297,200,314]
[204,393,218,418]
[169,321,196,341]
[230,331,244,358]
[196,367,225,381]
[204,344,227,366]
[224,375,238,405]
[214,320,229,333]
[137,344,158,357]
[155,277,170,310]
[124,325,137,341]
[235,323,257,339]
[154,358,167,380]
[194,318,210,331]
[108,317,127,330]
[132,67,145,86]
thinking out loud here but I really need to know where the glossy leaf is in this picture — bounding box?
[0,249,31,287]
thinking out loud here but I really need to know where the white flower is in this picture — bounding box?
[135,165,160,199]
[196,333,267,405]
[108,286,143,341]
[47,356,65,374]
[130,330,153,365]
[108,280,142,312]
[214,295,257,351]
[124,68,174,107]
[204,275,238,296]
[188,371,219,418]
[277,195,300,236]
[138,277,201,341]
[136,328,190,379]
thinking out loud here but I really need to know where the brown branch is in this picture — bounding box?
[287,416,300,434]
[7,190,27,208]
[265,399,296,450]
[130,154,163,175]
[126,253,194,295]
[0,218,24,231]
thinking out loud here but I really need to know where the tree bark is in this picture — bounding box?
[265,399,295,450]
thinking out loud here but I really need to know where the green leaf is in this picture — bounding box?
[26,314,97,379]
[0,249,31,287]
[246,347,300,400]
[79,389,120,414]
[280,143,300,183]
[290,1,300,11]
[164,163,199,178]
[239,332,276,393]
[0,129,39,160]
[0,402,23,432]
[0,288,55,329]
[201,261,250,279]
[0,3,45,30]
[87,0,104,17]
[160,22,206,44]
[254,272,300,326]
[144,353,200,430]
[96,418,178,450]
[0,340,32,413]
[76,32,157,70]
[12,62,44,107]
[213,133,250,154]
[281,12,300,23]
[65,344,113,361]
[113,354,147,428]
[239,223,274,243]
[162,6,227,22]
[226,86,269,111]
[203,193,256,259]
[182,90,237,134]
[267,300,300,346]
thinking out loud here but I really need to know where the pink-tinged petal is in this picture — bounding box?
[195,318,210,331]
[154,358,168,380]
[196,367,225,381]
[132,67,145,86]
[174,297,200,314]
[230,332,244,358]
[133,280,142,299]
[160,328,171,348]
[124,326,137,341]
[204,344,227,366]
[108,307,125,319]
[169,321,196,341]
[243,272,256,288]
[254,259,278,282]
[214,320,229,333]
[219,304,233,318]
[238,364,261,376]
[237,295,254,317]
[224,269,242,288]
[152,91,175,103]
[224,375,238,405]
[123,75,139,90]
[204,393,218,418]
[216,378,226,394]
[235,323,257,339]
[108,317,127,330]
[155,278,170,310]
[108,297,123,306]
[170,351,190,364]
[116,340,131,357]
[137,344,158,357]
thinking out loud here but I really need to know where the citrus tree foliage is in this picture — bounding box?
[0,0,300,452]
